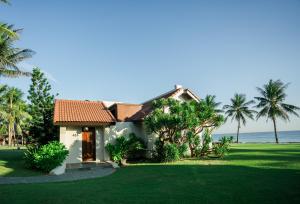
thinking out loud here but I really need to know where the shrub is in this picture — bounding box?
[24,141,68,172]
[213,136,233,158]
[105,133,145,164]
[177,143,188,158]
[24,144,39,169]
[163,143,180,162]
[198,129,212,157]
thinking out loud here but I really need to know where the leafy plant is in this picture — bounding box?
[105,133,145,165]
[177,143,188,158]
[24,141,68,172]
[163,143,180,162]
[212,136,233,158]
[145,97,224,159]
[198,129,213,157]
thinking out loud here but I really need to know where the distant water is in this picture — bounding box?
[213,130,300,143]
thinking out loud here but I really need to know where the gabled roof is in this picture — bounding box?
[53,85,200,125]
[130,87,200,121]
[54,99,116,126]
[109,103,142,122]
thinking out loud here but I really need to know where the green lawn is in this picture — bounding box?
[0,144,300,204]
[0,146,42,177]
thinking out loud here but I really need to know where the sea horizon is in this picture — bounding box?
[213,130,300,143]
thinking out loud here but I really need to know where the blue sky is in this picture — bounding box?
[1,0,299,133]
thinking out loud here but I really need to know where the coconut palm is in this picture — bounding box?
[1,87,30,146]
[223,94,256,143]
[255,79,300,143]
[0,23,18,39]
[0,26,34,78]
[203,95,223,113]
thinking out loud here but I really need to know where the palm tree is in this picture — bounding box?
[223,94,256,143]
[255,79,300,143]
[0,26,34,78]
[0,84,7,144]
[0,23,18,39]
[203,95,223,113]
[1,87,30,146]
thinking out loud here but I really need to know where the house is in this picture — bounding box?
[54,85,200,165]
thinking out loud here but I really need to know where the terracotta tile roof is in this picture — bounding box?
[109,103,142,122]
[54,99,116,125]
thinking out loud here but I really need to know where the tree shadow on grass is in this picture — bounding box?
[0,148,42,177]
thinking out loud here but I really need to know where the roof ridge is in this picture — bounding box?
[55,99,104,103]
[142,88,183,105]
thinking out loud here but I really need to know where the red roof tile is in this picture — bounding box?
[54,100,115,125]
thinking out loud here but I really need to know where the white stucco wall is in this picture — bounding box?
[60,126,83,164]
[60,126,106,164]
[103,122,147,160]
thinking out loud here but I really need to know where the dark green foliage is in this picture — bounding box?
[24,141,68,172]
[177,143,188,158]
[213,136,233,158]
[27,67,57,144]
[198,129,213,157]
[153,139,164,161]
[105,133,145,164]
[163,143,180,162]
[23,144,38,168]
[145,97,224,161]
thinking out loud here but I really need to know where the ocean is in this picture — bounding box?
[213,130,300,143]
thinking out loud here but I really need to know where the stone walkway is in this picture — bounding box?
[0,166,116,185]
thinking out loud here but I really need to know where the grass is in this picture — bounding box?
[0,144,300,204]
[0,146,42,177]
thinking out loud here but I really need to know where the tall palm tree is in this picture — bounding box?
[1,87,30,146]
[0,26,34,78]
[255,79,300,143]
[223,94,256,143]
[0,84,7,144]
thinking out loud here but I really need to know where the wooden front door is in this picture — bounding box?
[82,127,96,161]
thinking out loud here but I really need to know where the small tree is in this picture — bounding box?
[184,98,224,157]
[145,97,224,160]
[27,67,57,144]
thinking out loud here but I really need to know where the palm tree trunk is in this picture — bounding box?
[8,96,13,146]
[272,117,279,144]
[236,121,240,143]
[8,124,12,146]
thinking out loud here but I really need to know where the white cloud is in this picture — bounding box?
[18,62,58,83]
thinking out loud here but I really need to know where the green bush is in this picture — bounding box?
[163,143,180,162]
[24,141,68,172]
[105,133,145,164]
[177,143,188,158]
[24,144,39,169]
[198,129,212,157]
[213,136,233,158]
